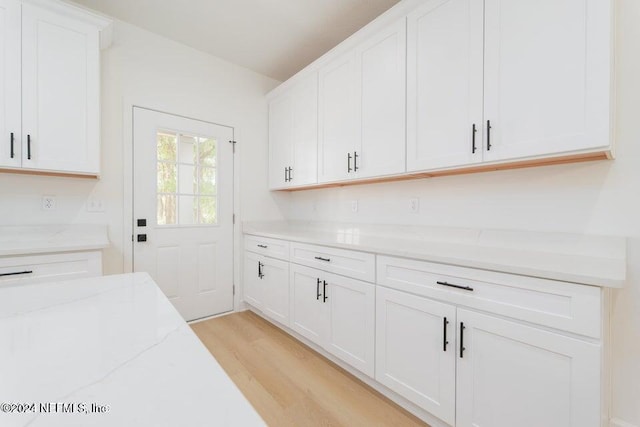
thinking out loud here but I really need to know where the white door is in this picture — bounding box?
[290,73,318,187]
[375,287,456,425]
[483,0,611,161]
[357,18,406,178]
[21,3,100,174]
[243,251,263,309]
[0,0,20,168]
[261,256,290,326]
[324,271,375,377]
[456,309,601,427]
[133,107,234,321]
[289,264,326,346]
[268,92,293,189]
[407,0,484,172]
[318,51,357,183]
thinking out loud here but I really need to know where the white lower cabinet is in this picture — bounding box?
[243,251,290,327]
[244,237,605,427]
[0,250,102,287]
[375,287,456,425]
[376,286,601,427]
[290,263,375,377]
[455,309,600,427]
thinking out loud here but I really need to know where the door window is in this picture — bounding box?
[156,130,217,225]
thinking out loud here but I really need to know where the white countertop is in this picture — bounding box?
[0,225,109,256]
[0,272,265,427]
[243,221,626,288]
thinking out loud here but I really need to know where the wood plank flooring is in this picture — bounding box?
[191,310,429,427]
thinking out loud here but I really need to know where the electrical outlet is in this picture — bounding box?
[87,199,106,212]
[351,200,358,213]
[409,198,420,213]
[42,196,56,211]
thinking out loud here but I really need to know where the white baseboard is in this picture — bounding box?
[611,418,640,427]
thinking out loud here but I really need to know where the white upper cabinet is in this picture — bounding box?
[268,92,294,188]
[407,0,484,171]
[318,51,357,183]
[269,73,318,189]
[0,1,109,176]
[21,3,101,174]
[482,0,612,162]
[356,18,406,179]
[318,18,407,183]
[269,0,613,188]
[0,0,20,169]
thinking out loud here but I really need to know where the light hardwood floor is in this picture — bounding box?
[191,310,429,427]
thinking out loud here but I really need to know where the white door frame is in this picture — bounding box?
[122,99,242,312]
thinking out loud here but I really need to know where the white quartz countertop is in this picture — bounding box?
[0,272,265,427]
[243,221,626,288]
[0,225,109,256]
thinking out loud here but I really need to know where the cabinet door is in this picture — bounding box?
[290,73,318,187]
[324,271,375,377]
[376,287,456,425]
[318,51,357,183]
[21,4,100,174]
[483,0,612,161]
[261,257,290,326]
[407,0,483,171]
[243,251,263,308]
[289,264,326,346]
[0,0,20,168]
[456,309,600,427]
[356,19,406,178]
[268,92,294,189]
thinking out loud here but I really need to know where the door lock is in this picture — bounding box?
[137,234,147,242]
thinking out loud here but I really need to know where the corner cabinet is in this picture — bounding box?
[0,0,110,176]
[243,236,290,327]
[268,73,318,189]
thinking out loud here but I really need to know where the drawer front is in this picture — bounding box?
[0,251,103,287]
[244,235,290,261]
[377,255,601,338]
[290,242,375,282]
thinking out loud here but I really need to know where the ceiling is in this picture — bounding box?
[69,0,401,81]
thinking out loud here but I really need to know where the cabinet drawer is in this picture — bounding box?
[0,251,103,287]
[290,242,375,282]
[377,255,601,338]
[244,235,290,261]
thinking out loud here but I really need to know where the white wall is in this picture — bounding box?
[285,0,640,425]
[0,19,287,274]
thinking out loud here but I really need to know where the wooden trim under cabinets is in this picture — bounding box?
[0,167,99,179]
[280,150,611,191]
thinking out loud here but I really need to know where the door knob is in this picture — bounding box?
[137,234,147,242]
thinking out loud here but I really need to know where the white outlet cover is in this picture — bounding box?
[42,196,56,211]
[409,198,419,213]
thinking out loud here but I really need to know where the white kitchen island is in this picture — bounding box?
[0,272,265,427]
